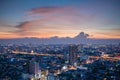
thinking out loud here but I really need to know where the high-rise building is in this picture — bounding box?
[69,44,78,65]
[29,58,41,79]
[29,61,39,74]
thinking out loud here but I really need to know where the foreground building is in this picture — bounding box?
[69,44,78,65]
[29,58,41,79]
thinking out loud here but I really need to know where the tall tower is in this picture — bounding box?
[29,58,41,79]
[69,44,78,65]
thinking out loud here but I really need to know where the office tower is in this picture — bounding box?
[69,44,78,65]
[29,58,41,79]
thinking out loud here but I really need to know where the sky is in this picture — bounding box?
[0,0,120,39]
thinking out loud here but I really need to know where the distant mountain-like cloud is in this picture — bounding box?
[74,32,89,39]
[0,32,120,45]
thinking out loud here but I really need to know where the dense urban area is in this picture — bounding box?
[0,43,120,80]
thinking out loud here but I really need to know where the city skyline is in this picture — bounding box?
[0,0,120,39]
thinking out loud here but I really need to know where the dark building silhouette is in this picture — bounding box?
[29,58,41,79]
[29,60,39,74]
[69,44,78,65]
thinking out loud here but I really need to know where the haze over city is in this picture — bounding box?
[0,0,120,39]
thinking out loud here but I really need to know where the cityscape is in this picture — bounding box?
[0,0,120,80]
[0,43,120,80]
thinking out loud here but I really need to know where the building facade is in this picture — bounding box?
[69,44,78,65]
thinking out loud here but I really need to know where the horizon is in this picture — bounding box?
[0,0,120,39]
[0,32,120,40]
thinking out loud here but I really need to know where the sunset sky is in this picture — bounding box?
[0,0,120,39]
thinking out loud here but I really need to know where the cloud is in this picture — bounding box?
[29,6,63,15]
[15,7,82,35]
[15,18,53,32]
[15,6,113,38]
[75,32,89,39]
[15,20,42,36]
[16,21,29,31]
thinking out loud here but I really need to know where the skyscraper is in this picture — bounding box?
[69,44,78,65]
[29,61,39,74]
[29,58,41,79]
